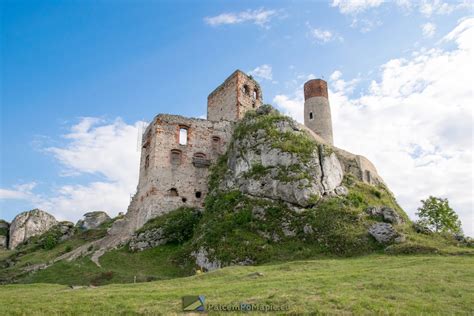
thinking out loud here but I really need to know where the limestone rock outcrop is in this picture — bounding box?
[8,209,57,249]
[191,247,221,272]
[129,228,167,251]
[366,206,404,224]
[368,223,404,244]
[222,109,345,208]
[76,211,111,230]
[56,221,75,241]
[0,220,9,249]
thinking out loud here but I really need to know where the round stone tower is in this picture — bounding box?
[304,79,334,145]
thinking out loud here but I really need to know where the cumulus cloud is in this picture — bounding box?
[330,70,360,94]
[421,22,437,38]
[249,64,273,80]
[274,18,474,236]
[46,117,140,183]
[204,8,278,27]
[0,118,142,221]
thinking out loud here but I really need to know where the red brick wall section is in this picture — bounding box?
[304,79,328,100]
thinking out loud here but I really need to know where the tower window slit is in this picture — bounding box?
[309,112,313,120]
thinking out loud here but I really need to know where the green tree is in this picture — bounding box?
[416,196,462,234]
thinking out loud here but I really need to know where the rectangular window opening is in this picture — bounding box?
[179,128,188,145]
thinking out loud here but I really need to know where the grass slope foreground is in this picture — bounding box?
[0,105,473,314]
[0,255,473,315]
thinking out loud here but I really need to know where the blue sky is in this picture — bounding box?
[1,1,473,235]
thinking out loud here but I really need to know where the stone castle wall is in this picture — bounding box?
[119,71,263,234]
[207,70,263,122]
[131,114,234,229]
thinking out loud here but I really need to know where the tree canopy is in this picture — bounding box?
[416,196,462,234]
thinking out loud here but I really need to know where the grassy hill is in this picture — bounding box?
[1,254,473,315]
[1,107,472,314]
[0,223,194,286]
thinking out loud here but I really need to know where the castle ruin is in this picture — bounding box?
[70,69,383,257]
[126,70,379,229]
[130,70,262,229]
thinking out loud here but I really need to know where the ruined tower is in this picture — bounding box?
[304,79,334,145]
[207,70,263,122]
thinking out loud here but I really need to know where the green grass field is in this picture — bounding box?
[1,254,473,315]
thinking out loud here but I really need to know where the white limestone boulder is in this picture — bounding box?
[8,209,57,249]
[76,211,111,230]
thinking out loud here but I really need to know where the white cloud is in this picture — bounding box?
[249,64,273,80]
[311,28,334,42]
[419,0,454,17]
[421,22,437,38]
[0,182,37,200]
[274,18,474,236]
[330,70,343,81]
[335,0,471,17]
[330,71,360,94]
[331,0,384,14]
[36,181,134,222]
[307,24,343,44]
[46,117,140,183]
[1,118,142,222]
[204,8,278,27]
[273,94,305,122]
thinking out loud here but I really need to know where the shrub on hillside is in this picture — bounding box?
[138,207,202,245]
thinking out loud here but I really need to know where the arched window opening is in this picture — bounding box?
[309,112,313,120]
[170,149,182,165]
[193,152,206,159]
[169,188,179,196]
[253,89,258,100]
[179,128,188,145]
[192,152,211,168]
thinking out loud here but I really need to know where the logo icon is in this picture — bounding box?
[182,295,205,312]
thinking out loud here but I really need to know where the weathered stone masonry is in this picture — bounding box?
[116,70,263,234]
[207,70,263,122]
[134,115,233,228]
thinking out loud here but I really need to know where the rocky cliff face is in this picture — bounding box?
[76,212,111,230]
[0,220,9,249]
[222,106,346,209]
[8,209,57,249]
